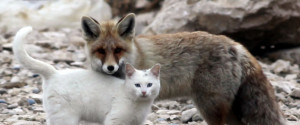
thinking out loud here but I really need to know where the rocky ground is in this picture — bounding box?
[0,28,300,125]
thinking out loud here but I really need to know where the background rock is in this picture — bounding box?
[143,0,300,56]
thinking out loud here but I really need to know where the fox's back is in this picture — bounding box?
[135,31,249,99]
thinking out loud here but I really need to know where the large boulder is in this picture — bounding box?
[143,0,300,54]
[0,0,112,32]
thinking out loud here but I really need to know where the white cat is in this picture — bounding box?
[13,26,161,125]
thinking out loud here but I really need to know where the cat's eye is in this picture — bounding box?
[147,83,152,87]
[135,83,141,87]
[114,48,122,54]
[98,48,105,54]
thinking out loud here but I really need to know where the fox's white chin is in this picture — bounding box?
[104,70,116,74]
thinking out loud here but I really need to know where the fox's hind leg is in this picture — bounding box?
[191,65,243,125]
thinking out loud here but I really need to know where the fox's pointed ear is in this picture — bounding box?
[150,64,161,78]
[81,16,100,41]
[117,13,135,38]
[125,63,136,78]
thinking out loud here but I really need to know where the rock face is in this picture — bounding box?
[144,0,300,54]
[0,0,112,32]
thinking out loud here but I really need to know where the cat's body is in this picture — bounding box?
[81,13,286,125]
[13,26,161,125]
[44,69,122,124]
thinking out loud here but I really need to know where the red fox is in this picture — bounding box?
[81,13,286,125]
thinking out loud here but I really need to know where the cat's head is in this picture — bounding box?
[125,63,161,101]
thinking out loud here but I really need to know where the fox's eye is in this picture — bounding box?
[114,48,122,54]
[98,48,105,54]
[135,83,141,87]
[147,83,152,87]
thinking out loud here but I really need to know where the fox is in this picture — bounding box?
[81,13,286,125]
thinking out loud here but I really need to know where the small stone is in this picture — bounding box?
[12,121,41,125]
[30,94,42,104]
[27,98,36,105]
[0,89,8,94]
[32,88,41,94]
[167,110,181,115]
[33,107,44,113]
[287,115,299,121]
[192,113,203,121]
[7,103,18,109]
[181,104,194,111]
[156,109,169,114]
[32,74,39,78]
[13,108,25,115]
[181,108,198,123]
[156,118,166,122]
[1,82,27,89]
[144,120,153,125]
[170,115,180,120]
[70,61,84,67]
[290,89,300,99]
[2,43,12,51]
[0,103,8,109]
[18,97,28,106]
[12,64,21,70]
[285,74,297,80]
[10,76,21,83]
[0,114,10,121]
[0,99,7,103]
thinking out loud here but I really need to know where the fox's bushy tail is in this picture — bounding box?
[13,26,57,79]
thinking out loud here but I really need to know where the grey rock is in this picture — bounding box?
[181,108,198,123]
[32,88,41,94]
[192,113,203,121]
[0,82,27,89]
[291,89,300,99]
[0,99,6,103]
[7,104,18,109]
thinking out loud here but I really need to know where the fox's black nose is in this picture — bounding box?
[107,66,114,71]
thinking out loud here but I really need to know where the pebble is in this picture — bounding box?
[0,99,7,103]
[30,94,42,104]
[291,89,300,99]
[1,82,27,89]
[2,43,12,51]
[27,98,36,105]
[0,89,8,94]
[32,88,41,94]
[192,113,203,121]
[13,108,25,115]
[33,107,44,113]
[7,104,18,109]
[0,103,8,109]
[12,121,41,125]
[181,108,198,123]
[70,61,84,67]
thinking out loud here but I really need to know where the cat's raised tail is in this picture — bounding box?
[13,26,57,79]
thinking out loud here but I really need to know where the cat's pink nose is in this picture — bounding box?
[142,91,146,96]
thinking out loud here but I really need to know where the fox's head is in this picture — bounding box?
[81,13,135,77]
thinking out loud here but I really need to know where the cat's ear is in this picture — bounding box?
[81,16,100,41]
[125,63,136,78]
[116,13,135,38]
[150,64,161,78]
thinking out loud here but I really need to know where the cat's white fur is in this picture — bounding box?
[13,26,161,125]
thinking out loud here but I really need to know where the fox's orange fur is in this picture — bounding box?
[81,13,286,125]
